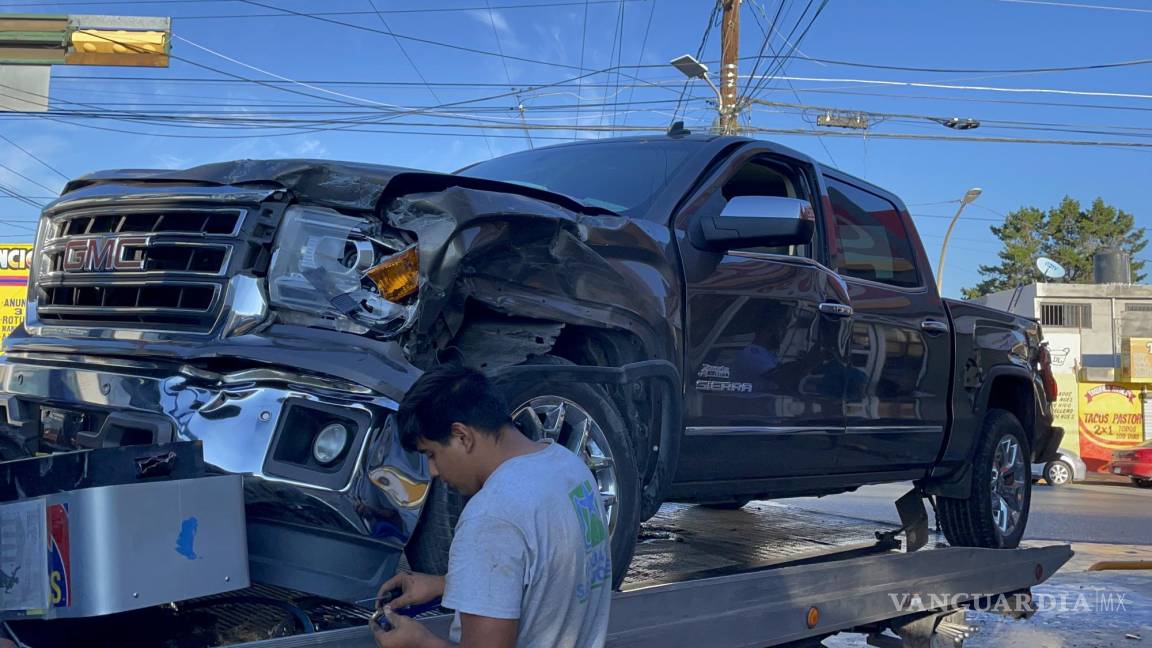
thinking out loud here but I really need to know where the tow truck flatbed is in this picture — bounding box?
[175,502,1070,648]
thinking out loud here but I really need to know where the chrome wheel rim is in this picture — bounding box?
[990,434,1026,537]
[511,396,619,537]
[1048,462,1071,485]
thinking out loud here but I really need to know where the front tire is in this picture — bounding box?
[1132,477,1152,489]
[938,409,1032,549]
[1044,460,1074,486]
[502,356,640,589]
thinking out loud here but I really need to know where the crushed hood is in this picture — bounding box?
[62,158,615,215]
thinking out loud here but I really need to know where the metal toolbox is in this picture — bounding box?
[0,447,249,619]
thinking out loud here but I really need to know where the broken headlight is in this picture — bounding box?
[268,205,418,335]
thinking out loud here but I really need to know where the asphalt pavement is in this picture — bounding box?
[786,477,1152,545]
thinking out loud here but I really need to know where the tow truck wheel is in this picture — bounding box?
[938,409,1032,549]
[504,356,641,589]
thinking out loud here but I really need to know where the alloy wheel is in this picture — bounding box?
[512,396,620,537]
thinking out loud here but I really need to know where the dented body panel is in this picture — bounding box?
[0,135,1058,605]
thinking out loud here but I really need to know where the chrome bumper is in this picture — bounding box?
[0,352,430,601]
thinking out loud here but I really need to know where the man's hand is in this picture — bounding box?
[370,609,448,648]
[376,571,446,610]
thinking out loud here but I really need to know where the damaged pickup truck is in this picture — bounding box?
[0,134,1062,603]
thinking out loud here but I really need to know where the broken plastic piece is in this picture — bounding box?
[366,246,419,302]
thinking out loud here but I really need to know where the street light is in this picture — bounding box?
[936,187,983,293]
[670,54,723,110]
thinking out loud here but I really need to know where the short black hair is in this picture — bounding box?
[396,364,513,452]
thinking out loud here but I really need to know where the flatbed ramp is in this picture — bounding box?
[229,503,1070,648]
[6,503,1071,647]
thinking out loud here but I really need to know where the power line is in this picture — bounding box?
[0,0,642,10]
[744,125,1152,148]
[764,74,1152,100]
[0,133,68,181]
[997,0,1152,13]
[576,0,591,137]
[673,1,721,124]
[791,54,1152,75]
[745,0,830,102]
[0,162,59,195]
[619,0,657,129]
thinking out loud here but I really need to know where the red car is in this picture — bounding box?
[1109,441,1152,488]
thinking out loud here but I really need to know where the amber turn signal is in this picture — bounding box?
[366,246,419,302]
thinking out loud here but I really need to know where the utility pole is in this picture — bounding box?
[719,0,741,134]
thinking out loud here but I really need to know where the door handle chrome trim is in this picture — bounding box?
[818,302,854,318]
[921,319,949,334]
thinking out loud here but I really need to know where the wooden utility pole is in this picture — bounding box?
[719,0,741,134]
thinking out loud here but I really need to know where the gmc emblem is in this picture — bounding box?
[62,236,149,272]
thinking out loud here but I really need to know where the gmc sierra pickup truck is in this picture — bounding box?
[0,134,1062,601]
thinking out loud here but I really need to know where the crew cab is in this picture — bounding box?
[0,135,1062,603]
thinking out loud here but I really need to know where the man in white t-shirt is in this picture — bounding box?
[371,364,611,648]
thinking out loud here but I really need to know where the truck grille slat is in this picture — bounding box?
[35,206,251,332]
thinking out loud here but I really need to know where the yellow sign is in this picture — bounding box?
[0,244,32,342]
[1126,337,1152,383]
[1052,373,1079,452]
[1078,382,1146,472]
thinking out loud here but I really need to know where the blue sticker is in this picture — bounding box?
[175,517,199,560]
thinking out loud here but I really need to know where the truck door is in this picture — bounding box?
[673,150,852,485]
[822,172,950,473]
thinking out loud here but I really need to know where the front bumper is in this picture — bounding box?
[0,352,429,602]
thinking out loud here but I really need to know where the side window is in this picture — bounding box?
[826,176,921,288]
[719,159,814,258]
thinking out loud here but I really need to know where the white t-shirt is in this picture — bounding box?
[443,441,612,648]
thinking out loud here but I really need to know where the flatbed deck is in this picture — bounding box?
[5,502,1072,648]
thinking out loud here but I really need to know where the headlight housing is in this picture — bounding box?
[268,206,419,336]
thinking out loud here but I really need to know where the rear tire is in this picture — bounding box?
[1044,460,1074,486]
[938,409,1032,549]
[1132,477,1152,489]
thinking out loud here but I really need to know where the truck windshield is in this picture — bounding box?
[459,140,701,217]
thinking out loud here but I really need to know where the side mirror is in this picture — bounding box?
[698,196,816,251]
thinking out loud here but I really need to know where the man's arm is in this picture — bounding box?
[457,613,519,648]
[370,610,517,648]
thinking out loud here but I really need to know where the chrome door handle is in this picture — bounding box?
[818,302,854,318]
[921,319,949,335]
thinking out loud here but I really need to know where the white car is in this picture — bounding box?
[1031,450,1086,486]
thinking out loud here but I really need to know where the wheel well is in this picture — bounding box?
[986,375,1036,451]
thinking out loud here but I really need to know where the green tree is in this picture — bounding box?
[961,196,1147,299]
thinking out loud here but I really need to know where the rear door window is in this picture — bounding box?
[825,176,921,288]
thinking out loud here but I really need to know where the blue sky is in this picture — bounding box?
[1,0,1149,297]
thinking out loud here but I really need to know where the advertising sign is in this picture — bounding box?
[1052,373,1079,452]
[0,244,31,342]
[1127,337,1152,383]
[1044,332,1081,374]
[1078,382,1146,472]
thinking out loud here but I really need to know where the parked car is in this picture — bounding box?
[0,135,1062,602]
[1108,441,1152,488]
[1031,450,1086,486]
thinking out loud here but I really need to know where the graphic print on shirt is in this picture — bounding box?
[568,480,610,602]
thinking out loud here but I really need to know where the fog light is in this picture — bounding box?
[312,422,350,465]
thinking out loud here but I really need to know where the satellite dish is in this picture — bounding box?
[1036,257,1066,280]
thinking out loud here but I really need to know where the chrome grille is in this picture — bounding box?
[34,206,252,332]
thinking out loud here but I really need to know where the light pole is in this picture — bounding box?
[936,187,983,293]
[670,54,725,130]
